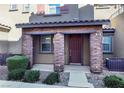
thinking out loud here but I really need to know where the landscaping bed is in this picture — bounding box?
[86,71,124,88]
[37,71,69,86]
[0,66,69,86]
[0,66,8,80]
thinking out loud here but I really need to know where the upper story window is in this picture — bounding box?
[95,4,111,9]
[102,36,112,53]
[45,4,60,15]
[23,4,30,13]
[9,4,18,11]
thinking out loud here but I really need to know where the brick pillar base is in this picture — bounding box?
[22,34,33,68]
[90,31,103,73]
[53,33,64,72]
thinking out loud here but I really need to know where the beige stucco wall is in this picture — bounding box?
[0,4,37,54]
[0,31,8,41]
[111,12,124,57]
[83,34,90,65]
[94,5,118,19]
[64,35,69,64]
[33,36,54,64]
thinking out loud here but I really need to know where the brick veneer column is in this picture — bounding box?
[53,33,64,72]
[22,34,33,68]
[90,30,103,73]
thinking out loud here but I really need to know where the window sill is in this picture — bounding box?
[103,52,113,54]
[43,14,61,17]
[22,11,29,14]
[9,9,18,12]
[96,7,110,9]
[39,51,54,54]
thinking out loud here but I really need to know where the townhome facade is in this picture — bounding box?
[0,4,123,73]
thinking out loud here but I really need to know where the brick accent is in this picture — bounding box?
[90,30,103,73]
[22,34,33,67]
[53,33,64,72]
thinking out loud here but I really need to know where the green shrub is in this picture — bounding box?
[6,55,29,71]
[103,75,124,88]
[8,69,25,80]
[43,72,60,85]
[24,70,40,83]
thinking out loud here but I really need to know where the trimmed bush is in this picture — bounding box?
[24,70,40,83]
[8,69,25,80]
[103,75,124,88]
[43,72,60,85]
[6,55,29,71]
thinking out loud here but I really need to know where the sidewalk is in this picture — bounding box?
[0,80,68,88]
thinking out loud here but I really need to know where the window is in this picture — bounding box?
[45,4,60,15]
[23,4,30,13]
[102,36,112,53]
[95,4,111,9]
[10,4,18,11]
[40,35,53,53]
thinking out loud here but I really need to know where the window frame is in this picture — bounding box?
[40,35,54,53]
[9,4,18,11]
[44,4,60,15]
[102,36,113,53]
[22,4,30,13]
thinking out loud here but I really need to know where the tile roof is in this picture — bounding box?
[0,23,11,29]
[16,19,110,28]
[103,28,115,33]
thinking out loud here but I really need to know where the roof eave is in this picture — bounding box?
[16,21,110,29]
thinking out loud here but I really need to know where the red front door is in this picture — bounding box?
[69,34,82,64]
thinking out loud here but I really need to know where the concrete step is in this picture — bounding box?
[68,71,94,88]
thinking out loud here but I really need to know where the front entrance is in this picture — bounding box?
[69,34,82,64]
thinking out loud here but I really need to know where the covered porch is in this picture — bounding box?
[16,19,110,73]
[32,64,90,73]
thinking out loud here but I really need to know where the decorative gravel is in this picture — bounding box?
[86,70,124,88]
[36,71,70,86]
[0,66,8,80]
[0,66,69,86]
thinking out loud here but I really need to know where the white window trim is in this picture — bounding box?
[44,4,60,15]
[23,4,30,13]
[102,36,113,53]
[9,4,18,11]
[40,35,53,53]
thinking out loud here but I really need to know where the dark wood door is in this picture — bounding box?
[69,34,82,64]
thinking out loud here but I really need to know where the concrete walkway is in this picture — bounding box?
[68,71,94,88]
[32,64,93,88]
[0,80,68,88]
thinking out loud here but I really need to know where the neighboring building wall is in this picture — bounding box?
[8,39,22,54]
[94,5,118,19]
[0,4,37,54]
[0,32,8,41]
[0,41,8,53]
[111,12,124,57]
